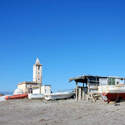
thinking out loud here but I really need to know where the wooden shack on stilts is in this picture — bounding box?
[70,75,125,102]
[69,75,103,102]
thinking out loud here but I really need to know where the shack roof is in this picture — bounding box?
[69,75,125,83]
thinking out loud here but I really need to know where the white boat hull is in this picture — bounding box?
[28,94,44,99]
[98,85,125,102]
[98,85,125,94]
[45,92,74,100]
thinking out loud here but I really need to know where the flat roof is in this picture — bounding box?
[18,81,40,85]
[69,75,125,83]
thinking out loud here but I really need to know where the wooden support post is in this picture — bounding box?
[87,78,90,101]
[76,82,78,101]
[87,78,90,94]
[83,83,85,100]
[81,87,83,100]
[78,87,82,100]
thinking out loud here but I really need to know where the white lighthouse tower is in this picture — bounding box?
[33,58,42,85]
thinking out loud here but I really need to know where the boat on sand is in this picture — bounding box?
[45,91,75,101]
[98,84,125,102]
[5,94,28,100]
[0,95,10,101]
[28,94,44,99]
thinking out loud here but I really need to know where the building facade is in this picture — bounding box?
[18,58,42,93]
[18,81,39,93]
[33,85,51,95]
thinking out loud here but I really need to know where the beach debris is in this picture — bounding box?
[114,103,120,106]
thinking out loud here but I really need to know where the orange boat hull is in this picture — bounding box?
[5,94,28,100]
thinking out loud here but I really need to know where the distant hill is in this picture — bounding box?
[0,91,13,95]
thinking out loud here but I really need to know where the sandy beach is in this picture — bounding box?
[0,99,125,125]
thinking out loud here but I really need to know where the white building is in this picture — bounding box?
[18,58,42,93]
[17,81,39,93]
[33,85,51,95]
[17,57,51,94]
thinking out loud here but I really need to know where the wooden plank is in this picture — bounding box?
[76,82,78,101]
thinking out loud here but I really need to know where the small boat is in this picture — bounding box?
[45,91,75,101]
[98,84,125,102]
[5,94,28,100]
[28,94,44,99]
[0,95,10,101]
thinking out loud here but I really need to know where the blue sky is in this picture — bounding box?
[0,0,125,91]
